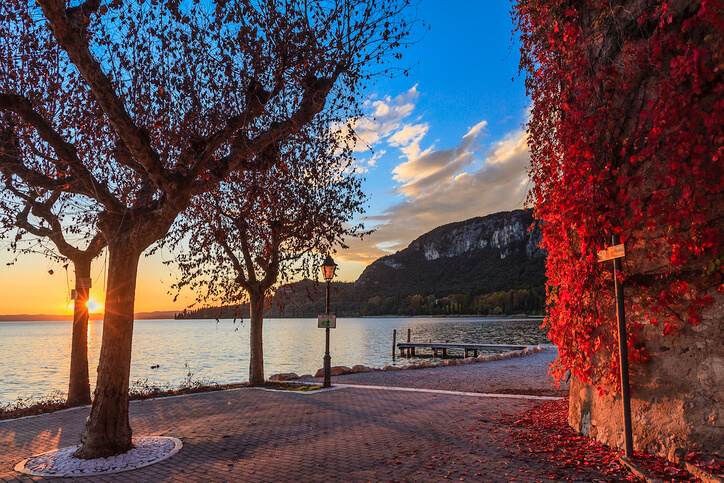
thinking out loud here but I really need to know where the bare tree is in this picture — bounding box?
[1,0,415,458]
[169,116,367,386]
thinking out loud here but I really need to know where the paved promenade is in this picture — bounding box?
[307,347,568,397]
[1,386,569,483]
[1,350,617,482]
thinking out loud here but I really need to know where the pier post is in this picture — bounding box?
[392,330,396,360]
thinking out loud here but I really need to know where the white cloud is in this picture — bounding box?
[330,85,532,268]
[389,119,488,200]
[346,85,420,153]
[366,149,385,168]
[339,126,531,265]
[463,120,488,140]
[388,123,429,148]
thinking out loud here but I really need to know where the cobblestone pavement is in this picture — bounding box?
[1,386,595,482]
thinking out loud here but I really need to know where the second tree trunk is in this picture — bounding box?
[248,291,265,386]
[67,256,93,407]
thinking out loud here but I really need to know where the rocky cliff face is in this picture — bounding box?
[356,210,545,297]
[409,210,544,262]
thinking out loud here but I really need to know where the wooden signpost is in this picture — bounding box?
[597,244,625,262]
[70,278,92,300]
[598,234,634,458]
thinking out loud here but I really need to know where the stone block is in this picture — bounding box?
[351,364,376,373]
[268,373,299,381]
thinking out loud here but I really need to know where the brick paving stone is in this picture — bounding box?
[1,386,618,482]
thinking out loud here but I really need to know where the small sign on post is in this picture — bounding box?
[76,278,92,289]
[318,313,337,329]
[597,244,625,263]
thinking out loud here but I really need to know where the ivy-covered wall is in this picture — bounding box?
[569,294,724,457]
[515,0,723,456]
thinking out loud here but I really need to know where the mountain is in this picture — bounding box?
[355,209,545,297]
[176,209,547,318]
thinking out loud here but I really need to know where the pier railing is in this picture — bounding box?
[396,342,528,358]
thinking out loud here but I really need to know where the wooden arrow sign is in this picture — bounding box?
[597,244,625,262]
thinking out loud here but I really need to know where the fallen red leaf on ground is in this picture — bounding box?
[500,399,704,482]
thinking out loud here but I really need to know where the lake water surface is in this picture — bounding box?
[0,317,548,405]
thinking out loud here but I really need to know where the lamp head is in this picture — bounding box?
[321,255,337,282]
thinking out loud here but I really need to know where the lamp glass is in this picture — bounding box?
[321,256,337,282]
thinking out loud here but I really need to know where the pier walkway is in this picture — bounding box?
[397,342,528,357]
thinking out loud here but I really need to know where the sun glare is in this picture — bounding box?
[86,299,103,313]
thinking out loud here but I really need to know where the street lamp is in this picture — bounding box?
[321,255,337,388]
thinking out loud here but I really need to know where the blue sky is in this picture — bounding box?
[336,0,531,279]
[0,1,532,314]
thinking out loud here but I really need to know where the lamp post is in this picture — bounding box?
[321,255,337,388]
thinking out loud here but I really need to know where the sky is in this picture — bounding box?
[0,1,532,316]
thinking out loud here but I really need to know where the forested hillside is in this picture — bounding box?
[176,209,546,318]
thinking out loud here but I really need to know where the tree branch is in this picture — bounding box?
[9,182,106,260]
[188,77,284,177]
[0,94,122,210]
[189,72,340,193]
[261,225,281,289]
[35,0,167,191]
[234,219,258,285]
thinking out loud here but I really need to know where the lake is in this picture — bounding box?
[0,317,549,405]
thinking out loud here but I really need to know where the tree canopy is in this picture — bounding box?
[170,116,367,306]
[1,0,416,458]
[168,115,367,384]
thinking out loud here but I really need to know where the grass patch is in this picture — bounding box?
[0,391,69,421]
[253,382,324,391]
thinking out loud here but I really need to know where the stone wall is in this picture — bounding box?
[568,291,724,458]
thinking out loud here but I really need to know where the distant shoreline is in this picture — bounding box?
[0,313,546,322]
[0,310,178,322]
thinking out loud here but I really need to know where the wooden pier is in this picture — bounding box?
[396,342,528,358]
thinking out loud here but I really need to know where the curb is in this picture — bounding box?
[618,456,664,483]
[681,461,724,483]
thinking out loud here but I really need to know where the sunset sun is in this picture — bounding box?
[86,299,103,313]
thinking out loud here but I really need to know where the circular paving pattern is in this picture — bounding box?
[14,436,182,477]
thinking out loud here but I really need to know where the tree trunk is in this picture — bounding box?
[73,241,140,459]
[248,291,265,386]
[66,256,92,407]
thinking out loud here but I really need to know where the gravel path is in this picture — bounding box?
[301,346,569,397]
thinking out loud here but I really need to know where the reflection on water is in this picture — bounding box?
[0,317,548,404]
